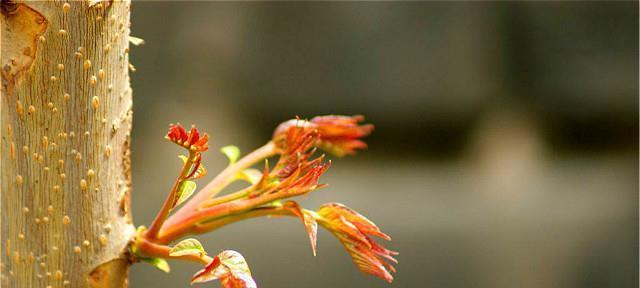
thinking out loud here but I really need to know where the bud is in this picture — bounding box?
[310,115,373,157]
[273,115,373,157]
[166,123,209,152]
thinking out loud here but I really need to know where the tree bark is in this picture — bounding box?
[1,1,134,287]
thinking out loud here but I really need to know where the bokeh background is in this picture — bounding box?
[128,2,638,288]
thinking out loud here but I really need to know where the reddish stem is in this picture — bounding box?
[192,206,293,234]
[157,190,288,243]
[160,205,298,244]
[198,185,255,209]
[134,206,299,266]
[160,142,276,239]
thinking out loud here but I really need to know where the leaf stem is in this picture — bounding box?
[134,236,211,265]
[192,206,293,234]
[157,188,293,243]
[146,151,198,240]
[198,185,255,209]
[160,206,298,244]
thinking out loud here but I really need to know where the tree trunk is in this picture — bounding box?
[1,1,134,287]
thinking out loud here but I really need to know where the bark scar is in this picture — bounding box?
[1,2,47,91]
[88,258,130,288]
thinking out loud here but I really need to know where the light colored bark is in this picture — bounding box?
[1,1,135,287]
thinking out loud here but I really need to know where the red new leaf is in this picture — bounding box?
[166,123,209,152]
[317,203,397,283]
[283,201,318,256]
[191,250,256,288]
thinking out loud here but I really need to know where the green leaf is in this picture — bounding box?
[175,180,197,207]
[220,145,240,164]
[141,257,170,273]
[129,36,145,46]
[238,168,263,184]
[169,238,206,257]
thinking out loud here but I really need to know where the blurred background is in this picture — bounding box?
[128,2,638,288]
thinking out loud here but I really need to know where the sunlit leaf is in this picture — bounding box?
[238,168,262,184]
[129,36,145,46]
[270,200,283,207]
[169,238,206,257]
[141,257,170,273]
[191,250,256,288]
[175,180,196,207]
[221,145,240,164]
[284,201,318,256]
